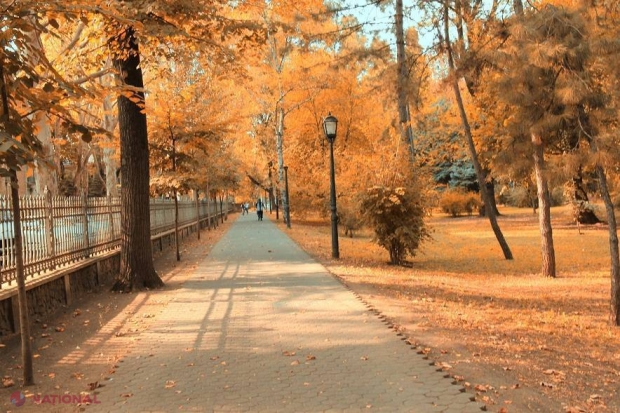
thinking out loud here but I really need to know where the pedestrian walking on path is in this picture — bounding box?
[83,216,482,412]
[256,198,264,221]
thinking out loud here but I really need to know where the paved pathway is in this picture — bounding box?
[87,213,483,413]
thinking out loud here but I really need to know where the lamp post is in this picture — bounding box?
[323,113,339,259]
[284,165,291,229]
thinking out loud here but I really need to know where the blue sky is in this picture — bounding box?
[341,0,436,51]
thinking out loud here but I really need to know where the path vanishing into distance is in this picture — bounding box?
[82,213,484,413]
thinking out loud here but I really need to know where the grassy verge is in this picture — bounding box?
[282,206,619,413]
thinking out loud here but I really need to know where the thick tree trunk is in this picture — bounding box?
[531,133,556,278]
[110,26,163,292]
[395,0,415,163]
[442,3,513,260]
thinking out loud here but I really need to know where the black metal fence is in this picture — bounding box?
[0,194,224,287]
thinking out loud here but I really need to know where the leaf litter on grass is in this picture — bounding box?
[286,206,620,412]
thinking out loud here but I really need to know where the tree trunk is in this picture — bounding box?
[10,174,35,385]
[442,3,513,260]
[195,189,201,240]
[595,164,620,325]
[486,179,500,216]
[173,188,180,261]
[513,0,524,15]
[213,195,219,227]
[0,54,35,385]
[587,136,620,325]
[102,92,119,197]
[33,118,58,196]
[276,107,289,226]
[219,194,224,224]
[25,20,58,196]
[110,26,163,292]
[171,136,180,262]
[531,133,556,278]
[206,182,212,230]
[395,0,415,163]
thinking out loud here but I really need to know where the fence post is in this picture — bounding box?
[81,192,90,257]
[44,187,56,270]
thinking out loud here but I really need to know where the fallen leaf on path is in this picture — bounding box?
[121,393,133,398]
[165,380,176,388]
[2,377,15,387]
[439,362,453,370]
[282,351,296,357]
[71,372,84,380]
[361,356,369,361]
[55,326,65,332]
[306,355,316,361]
[290,360,300,366]
[88,381,99,390]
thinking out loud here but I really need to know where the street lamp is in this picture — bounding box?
[323,113,339,259]
[284,165,291,229]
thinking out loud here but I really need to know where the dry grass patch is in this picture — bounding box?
[284,206,620,412]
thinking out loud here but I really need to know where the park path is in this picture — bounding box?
[85,213,483,413]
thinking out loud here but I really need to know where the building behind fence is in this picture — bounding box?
[0,195,224,288]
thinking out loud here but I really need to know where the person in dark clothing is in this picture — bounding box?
[256,199,264,221]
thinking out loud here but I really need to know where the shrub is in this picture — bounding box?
[359,185,429,265]
[551,186,566,207]
[504,186,536,208]
[338,203,363,238]
[439,188,480,217]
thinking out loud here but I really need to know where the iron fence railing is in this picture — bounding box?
[0,194,225,287]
